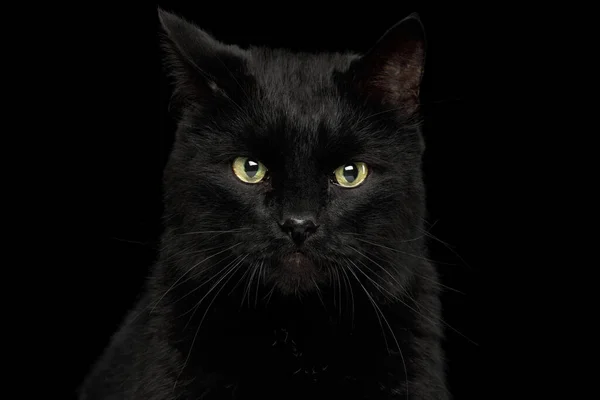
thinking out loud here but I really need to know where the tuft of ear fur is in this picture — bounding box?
[352,13,426,115]
[157,8,251,114]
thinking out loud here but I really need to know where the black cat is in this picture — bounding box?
[79,8,449,400]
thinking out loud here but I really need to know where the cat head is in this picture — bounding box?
[157,8,427,296]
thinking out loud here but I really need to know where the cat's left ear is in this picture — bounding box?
[352,13,426,115]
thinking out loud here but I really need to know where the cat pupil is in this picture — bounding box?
[244,159,259,178]
[343,164,358,182]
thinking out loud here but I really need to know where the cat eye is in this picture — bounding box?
[332,162,369,188]
[232,157,268,184]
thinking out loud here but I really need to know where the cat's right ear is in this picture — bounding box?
[157,8,251,113]
[350,13,426,116]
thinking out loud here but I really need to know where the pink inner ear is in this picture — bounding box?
[371,48,424,113]
[354,16,426,115]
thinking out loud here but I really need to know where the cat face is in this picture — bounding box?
[159,10,427,295]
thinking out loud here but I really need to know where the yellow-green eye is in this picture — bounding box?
[232,157,268,184]
[333,162,369,188]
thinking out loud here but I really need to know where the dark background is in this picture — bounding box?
[71,2,499,399]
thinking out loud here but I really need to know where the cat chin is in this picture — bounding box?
[272,277,317,296]
[269,251,321,295]
[281,251,314,273]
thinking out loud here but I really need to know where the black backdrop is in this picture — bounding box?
[71,3,498,399]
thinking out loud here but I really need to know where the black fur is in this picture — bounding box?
[79,8,448,400]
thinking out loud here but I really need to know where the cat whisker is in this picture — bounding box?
[342,261,409,399]
[162,243,234,263]
[338,262,355,329]
[179,228,251,236]
[360,246,465,295]
[311,277,326,310]
[328,264,336,308]
[417,219,472,270]
[326,263,336,310]
[175,254,243,313]
[243,261,260,308]
[261,259,268,284]
[346,249,478,346]
[353,106,423,130]
[182,254,248,327]
[346,246,405,289]
[352,237,453,265]
[342,231,425,243]
[129,246,239,323]
[263,284,276,306]
[414,270,465,295]
[149,242,242,314]
[159,235,236,259]
[175,253,248,391]
[346,257,402,305]
[228,259,255,298]
[254,261,265,308]
[350,249,424,314]
[334,265,342,319]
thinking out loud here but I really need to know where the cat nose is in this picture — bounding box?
[279,217,318,245]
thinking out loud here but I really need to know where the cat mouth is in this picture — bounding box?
[281,251,315,272]
[270,251,319,294]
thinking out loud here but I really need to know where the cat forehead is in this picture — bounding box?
[247,48,356,78]
[247,49,355,98]
[243,48,359,127]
